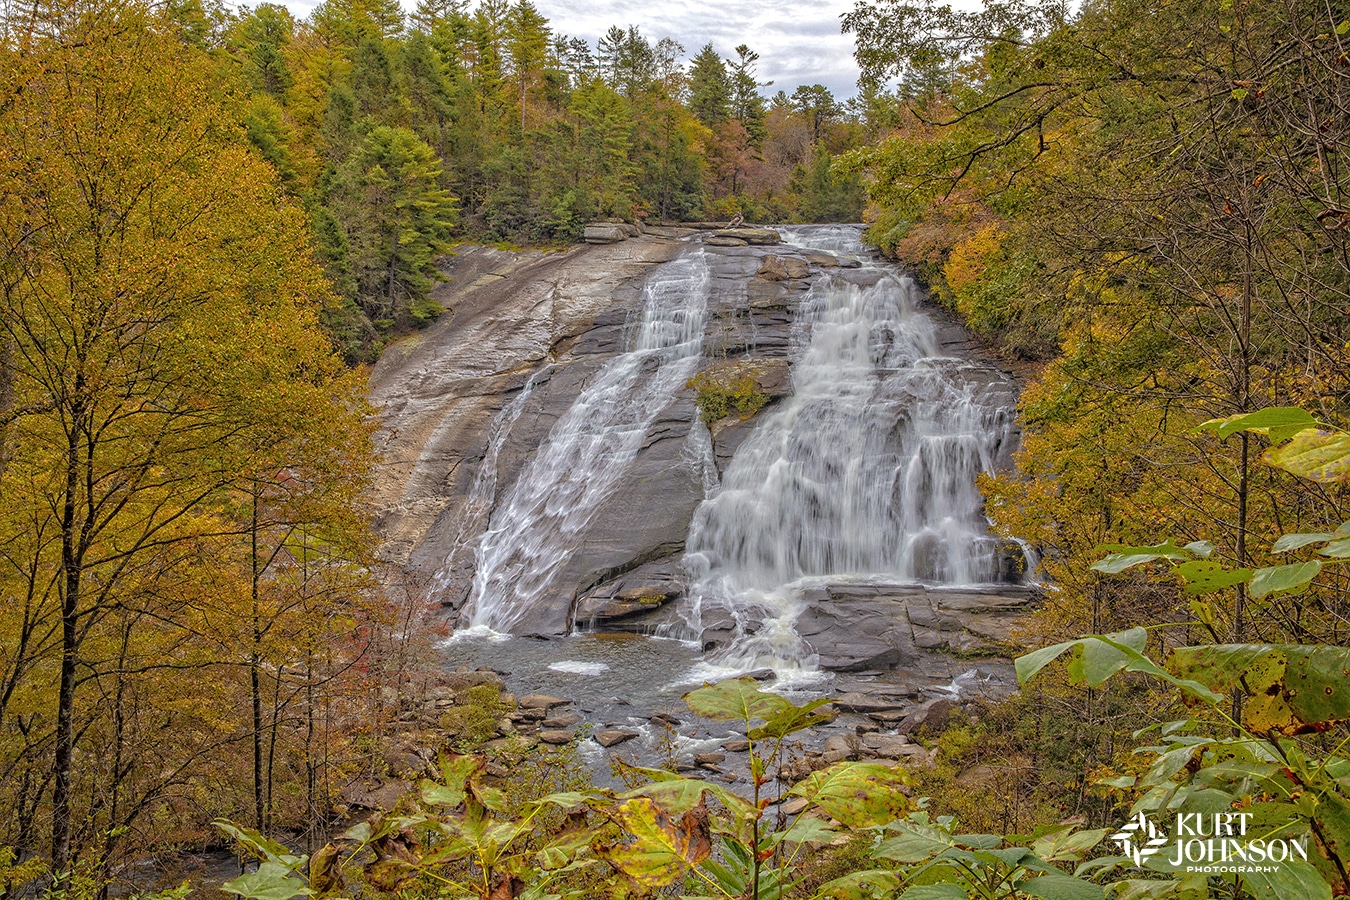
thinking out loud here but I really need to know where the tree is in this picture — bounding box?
[0,3,375,878]
[728,44,768,146]
[332,126,458,328]
[790,83,841,143]
[687,42,730,127]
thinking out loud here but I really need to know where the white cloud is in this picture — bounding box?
[270,0,863,98]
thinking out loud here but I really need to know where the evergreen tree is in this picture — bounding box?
[687,42,729,127]
[334,127,458,327]
[728,43,768,146]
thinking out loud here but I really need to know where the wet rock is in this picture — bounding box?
[823,735,855,757]
[539,729,575,745]
[695,752,726,767]
[496,718,517,735]
[860,734,910,759]
[543,713,581,728]
[650,713,681,727]
[757,254,809,281]
[706,235,748,246]
[898,699,955,735]
[802,251,839,267]
[722,738,751,752]
[519,694,569,710]
[832,693,909,714]
[781,798,809,815]
[595,730,639,748]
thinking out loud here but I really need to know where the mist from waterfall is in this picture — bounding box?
[460,249,712,634]
[681,225,1018,679]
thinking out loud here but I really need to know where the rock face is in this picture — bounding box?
[369,226,1030,650]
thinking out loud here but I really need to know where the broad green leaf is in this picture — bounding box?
[1319,537,1350,558]
[1183,540,1215,558]
[813,869,903,899]
[750,696,836,741]
[1198,407,1317,441]
[1016,638,1080,684]
[1022,632,1222,702]
[773,815,839,845]
[1271,532,1334,553]
[618,772,709,815]
[873,821,957,863]
[597,798,712,888]
[220,862,309,900]
[1017,872,1106,900]
[1170,644,1350,733]
[1250,561,1322,598]
[683,677,793,724]
[1242,857,1332,900]
[1339,19,1350,34]
[1175,559,1252,595]
[954,833,1005,849]
[214,822,306,868]
[1092,542,1194,573]
[1309,791,1350,890]
[787,762,911,827]
[1265,430,1350,483]
[898,886,967,900]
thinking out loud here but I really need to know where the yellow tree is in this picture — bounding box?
[0,0,376,879]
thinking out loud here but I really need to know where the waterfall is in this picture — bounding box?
[461,248,712,634]
[682,225,1018,677]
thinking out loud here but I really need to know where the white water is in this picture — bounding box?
[460,249,712,633]
[681,225,1018,675]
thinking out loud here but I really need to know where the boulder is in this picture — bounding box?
[898,699,954,735]
[756,255,809,281]
[595,730,639,748]
[710,227,780,245]
[543,713,581,728]
[539,729,576,745]
[706,235,748,247]
[584,223,628,244]
[519,694,569,710]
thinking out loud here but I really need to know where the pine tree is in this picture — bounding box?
[687,42,729,127]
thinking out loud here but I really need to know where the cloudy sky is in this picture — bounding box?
[275,0,865,98]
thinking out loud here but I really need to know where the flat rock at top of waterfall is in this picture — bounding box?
[709,227,780,245]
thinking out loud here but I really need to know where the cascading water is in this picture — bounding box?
[681,225,1019,678]
[460,248,712,635]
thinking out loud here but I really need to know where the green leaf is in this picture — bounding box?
[1271,532,1334,553]
[898,886,967,900]
[1175,559,1252,595]
[773,815,839,845]
[214,822,306,868]
[597,798,712,888]
[1250,561,1321,598]
[873,820,957,863]
[1170,644,1350,733]
[682,677,793,724]
[1018,872,1106,900]
[814,869,903,899]
[220,862,310,900]
[1319,537,1350,558]
[787,762,910,828]
[1231,88,1250,99]
[749,696,836,740]
[1242,857,1332,900]
[1092,542,1194,573]
[1198,407,1317,441]
[1265,430,1350,483]
[1015,638,1080,684]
